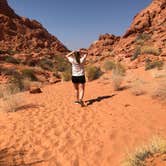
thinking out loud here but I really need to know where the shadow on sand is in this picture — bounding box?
[85,94,116,106]
[0,147,44,166]
[15,104,45,112]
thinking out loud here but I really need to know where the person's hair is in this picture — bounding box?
[74,51,81,64]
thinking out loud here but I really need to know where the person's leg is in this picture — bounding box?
[79,83,85,101]
[73,83,79,102]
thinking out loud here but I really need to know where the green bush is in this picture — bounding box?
[2,55,20,64]
[86,66,103,81]
[0,66,19,76]
[103,60,116,71]
[38,58,54,71]
[21,69,38,81]
[131,47,141,61]
[0,50,5,54]
[145,59,164,70]
[55,55,71,72]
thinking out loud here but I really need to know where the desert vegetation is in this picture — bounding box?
[145,59,164,70]
[111,62,126,91]
[103,60,116,71]
[86,65,103,81]
[151,78,166,103]
[130,79,146,96]
[123,137,166,166]
[0,83,24,112]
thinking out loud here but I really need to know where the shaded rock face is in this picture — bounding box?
[0,0,68,53]
[88,0,166,65]
[0,0,18,18]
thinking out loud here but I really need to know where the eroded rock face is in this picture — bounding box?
[124,0,166,37]
[0,0,18,18]
[88,33,120,57]
[87,0,166,66]
[0,0,68,53]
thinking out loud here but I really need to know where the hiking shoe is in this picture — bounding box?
[79,100,85,107]
[74,101,80,104]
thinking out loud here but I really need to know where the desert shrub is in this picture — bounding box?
[141,46,160,56]
[55,55,70,72]
[0,50,5,54]
[61,70,71,81]
[38,58,54,71]
[0,67,20,76]
[103,60,116,71]
[0,50,19,55]
[2,55,20,64]
[114,62,126,76]
[86,66,103,81]
[130,47,141,61]
[135,33,151,42]
[111,63,126,91]
[152,79,166,103]
[0,84,24,112]
[10,72,26,91]
[21,69,38,81]
[130,79,146,96]
[123,137,166,166]
[145,59,164,70]
[25,59,37,67]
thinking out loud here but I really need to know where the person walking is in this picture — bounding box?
[66,50,87,107]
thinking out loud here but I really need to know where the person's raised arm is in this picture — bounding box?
[65,51,75,59]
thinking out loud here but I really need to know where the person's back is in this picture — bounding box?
[68,54,86,76]
[66,50,87,107]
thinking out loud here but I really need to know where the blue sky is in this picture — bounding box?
[8,0,152,50]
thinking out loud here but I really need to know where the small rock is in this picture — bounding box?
[29,87,42,94]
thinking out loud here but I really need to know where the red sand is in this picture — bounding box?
[0,68,166,166]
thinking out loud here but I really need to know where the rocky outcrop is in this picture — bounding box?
[124,0,166,37]
[0,0,69,84]
[0,0,68,53]
[0,0,19,18]
[87,0,166,66]
[88,33,120,57]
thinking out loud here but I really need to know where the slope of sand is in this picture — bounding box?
[0,68,166,166]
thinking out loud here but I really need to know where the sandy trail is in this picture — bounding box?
[0,70,166,166]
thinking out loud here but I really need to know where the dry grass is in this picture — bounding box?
[123,137,166,166]
[0,84,25,112]
[61,70,71,81]
[141,46,160,56]
[151,78,166,103]
[112,63,126,91]
[86,66,103,81]
[130,79,146,96]
[103,60,116,71]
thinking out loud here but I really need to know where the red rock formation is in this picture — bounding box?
[0,0,19,18]
[88,33,120,57]
[0,0,69,84]
[0,0,68,53]
[87,0,166,66]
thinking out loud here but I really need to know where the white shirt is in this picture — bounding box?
[67,55,86,76]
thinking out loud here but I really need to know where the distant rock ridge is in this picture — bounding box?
[87,0,166,66]
[0,0,68,53]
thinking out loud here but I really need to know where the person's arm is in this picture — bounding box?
[65,51,75,59]
[81,54,87,63]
